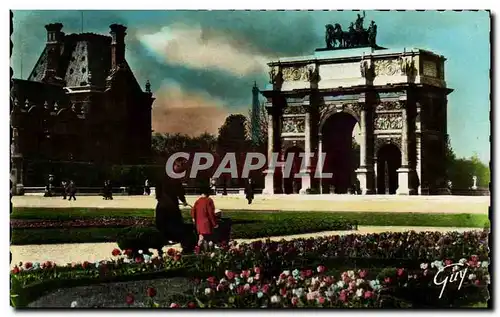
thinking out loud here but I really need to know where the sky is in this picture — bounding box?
[10,10,491,163]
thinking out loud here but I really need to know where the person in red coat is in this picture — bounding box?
[191,186,218,245]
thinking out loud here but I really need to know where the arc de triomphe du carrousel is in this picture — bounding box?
[260,14,453,196]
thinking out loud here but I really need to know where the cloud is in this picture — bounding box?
[138,24,270,77]
[151,83,245,136]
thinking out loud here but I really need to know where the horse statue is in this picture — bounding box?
[325,24,335,49]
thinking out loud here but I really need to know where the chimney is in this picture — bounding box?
[110,24,127,69]
[44,23,64,80]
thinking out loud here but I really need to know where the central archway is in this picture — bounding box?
[376,143,402,194]
[321,112,359,194]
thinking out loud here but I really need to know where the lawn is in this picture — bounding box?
[10,207,489,245]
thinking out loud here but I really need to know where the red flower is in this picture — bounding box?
[262,284,270,294]
[124,249,133,257]
[112,248,121,256]
[305,269,313,277]
[250,285,259,294]
[241,270,251,278]
[187,302,196,308]
[170,303,179,308]
[364,291,373,299]
[445,259,452,266]
[384,277,392,284]
[471,255,479,262]
[279,273,287,280]
[317,296,326,304]
[11,266,20,274]
[146,287,157,297]
[44,261,53,269]
[167,248,176,256]
[358,270,367,278]
[225,270,235,280]
[397,268,404,277]
[475,280,481,286]
[126,293,134,305]
[236,285,245,295]
[207,276,217,284]
[280,288,287,296]
[24,262,33,270]
[194,246,201,254]
[254,267,261,274]
[135,257,143,264]
[291,297,299,306]
[82,261,90,270]
[173,254,181,262]
[317,265,326,273]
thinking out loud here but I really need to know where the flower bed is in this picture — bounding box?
[10,230,490,307]
[10,218,153,229]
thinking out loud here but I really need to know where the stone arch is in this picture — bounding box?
[376,143,402,194]
[319,104,360,132]
[374,137,402,157]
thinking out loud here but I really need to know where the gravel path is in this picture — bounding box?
[28,277,193,308]
[11,226,483,267]
[13,195,489,214]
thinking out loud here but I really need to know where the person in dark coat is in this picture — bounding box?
[155,162,196,254]
[244,178,254,204]
[144,179,151,196]
[213,209,232,246]
[67,180,77,201]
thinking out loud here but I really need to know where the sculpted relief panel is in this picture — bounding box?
[283,106,307,115]
[374,113,403,130]
[282,66,309,81]
[376,101,403,111]
[374,59,401,76]
[282,116,305,134]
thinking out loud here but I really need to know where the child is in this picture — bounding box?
[191,187,217,245]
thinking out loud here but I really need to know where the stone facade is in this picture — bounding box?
[261,47,452,195]
[10,23,154,189]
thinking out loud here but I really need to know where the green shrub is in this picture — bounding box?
[116,227,166,256]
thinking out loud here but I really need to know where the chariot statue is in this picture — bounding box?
[324,11,378,49]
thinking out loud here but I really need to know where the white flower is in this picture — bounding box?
[208,241,214,247]
[369,280,381,290]
[356,288,364,298]
[219,278,227,284]
[247,277,254,284]
[481,261,489,268]
[270,295,281,303]
[257,291,264,299]
[356,278,364,287]
[420,263,428,270]
[33,262,40,269]
[336,281,345,288]
[70,301,78,308]
[210,252,216,258]
[204,288,212,295]
[235,277,241,285]
[484,274,491,284]
[292,288,304,297]
[244,283,251,291]
[311,277,320,285]
[347,270,355,279]
[143,254,151,263]
[292,269,300,277]
[123,258,131,264]
[138,250,143,255]
[283,270,290,277]
[452,266,459,272]
[325,290,334,298]
[320,282,327,288]
[229,283,235,290]
[459,258,467,264]
[95,262,100,268]
[431,260,444,269]
[468,274,477,280]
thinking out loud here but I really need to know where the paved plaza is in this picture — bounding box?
[13,194,490,214]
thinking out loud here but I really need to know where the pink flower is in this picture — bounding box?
[317,265,326,273]
[445,259,452,266]
[291,296,299,306]
[397,268,404,277]
[11,266,20,274]
[225,270,235,280]
[471,255,479,262]
[364,291,373,299]
[279,273,287,280]
[216,283,225,292]
[173,254,181,262]
[194,245,200,254]
[317,296,326,304]
[236,286,245,295]
[135,257,143,264]
[358,270,367,278]
[207,276,217,284]
[170,303,179,308]
[384,277,392,284]
[241,270,251,278]
[475,280,481,286]
[305,269,313,277]
[348,281,356,290]
[280,288,287,296]
[339,290,348,302]
[126,294,134,305]
[254,267,262,274]
[244,283,251,291]
[254,273,261,281]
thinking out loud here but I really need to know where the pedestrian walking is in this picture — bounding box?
[67,180,77,201]
[245,178,254,204]
[61,180,68,199]
[144,178,151,196]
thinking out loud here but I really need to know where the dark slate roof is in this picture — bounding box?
[28,33,112,88]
